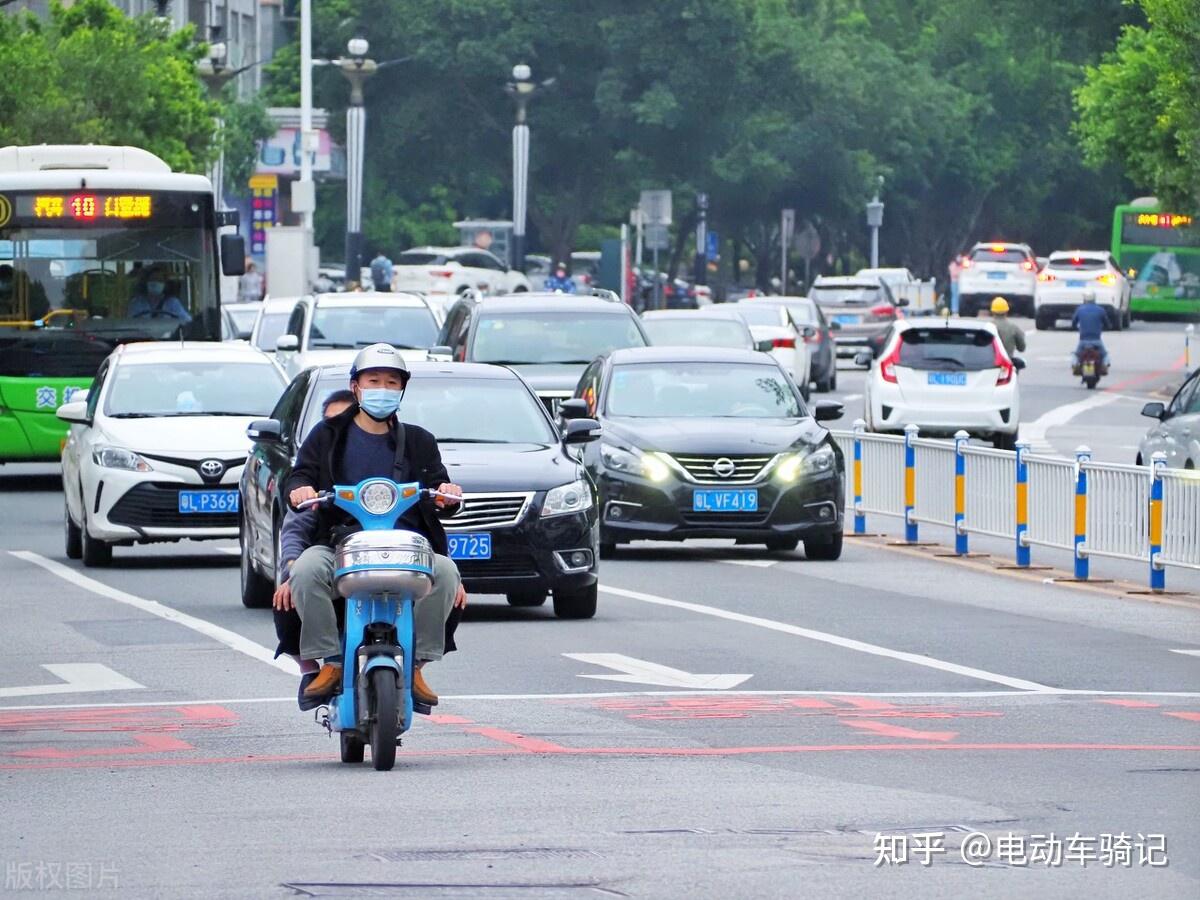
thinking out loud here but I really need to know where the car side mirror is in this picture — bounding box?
[247,419,284,444]
[828,320,842,331]
[800,325,817,340]
[275,334,299,352]
[220,234,246,276]
[896,297,910,307]
[1012,356,1027,371]
[426,345,453,362]
[1141,401,1166,420]
[558,398,589,421]
[813,401,844,422]
[56,400,90,425]
[755,339,774,353]
[563,417,601,445]
[854,351,873,367]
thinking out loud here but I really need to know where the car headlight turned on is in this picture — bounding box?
[774,445,835,483]
[599,442,672,483]
[542,478,593,517]
[91,446,153,472]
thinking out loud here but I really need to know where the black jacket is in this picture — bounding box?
[285,404,453,556]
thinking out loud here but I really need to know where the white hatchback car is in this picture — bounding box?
[860,318,1022,449]
[1035,250,1131,331]
[958,242,1038,317]
[390,247,532,313]
[58,343,287,566]
[732,300,814,399]
[273,291,443,380]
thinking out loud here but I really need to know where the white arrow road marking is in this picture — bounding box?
[1022,391,1123,453]
[564,653,752,690]
[1169,649,1200,658]
[0,663,144,699]
[719,558,778,569]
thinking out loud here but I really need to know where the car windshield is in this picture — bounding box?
[766,301,817,324]
[971,248,1028,264]
[898,329,997,371]
[254,311,291,350]
[105,361,285,417]
[810,285,885,307]
[226,306,258,336]
[304,376,557,443]
[643,317,751,348]
[472,311,646,364]
[607,362,801,418]
[733,304,786,326]
[308,305,438,349]
[1048,257,1106,271]
[396,252,444,266]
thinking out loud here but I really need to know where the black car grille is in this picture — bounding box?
[680,510,772,527]
[455,554,540,579]
[108,482,239,529]
[670,454,773,485]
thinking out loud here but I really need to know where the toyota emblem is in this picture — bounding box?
[199,459,225,479]
[712,457,737,479]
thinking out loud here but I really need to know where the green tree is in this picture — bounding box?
[0,0,220,174]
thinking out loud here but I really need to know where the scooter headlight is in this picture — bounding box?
[359,480,398,515]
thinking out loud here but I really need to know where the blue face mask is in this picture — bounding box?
[147,280,165,296]
[358,387,402,421]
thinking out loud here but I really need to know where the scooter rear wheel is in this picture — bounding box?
[340,732,364,764]
[369,668,399,771]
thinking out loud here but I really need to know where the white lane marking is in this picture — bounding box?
[0,663,144,699]
[4,688,1200,712]
[1022,392,1124,452]
[1169,649,1200,658]
[215,547,241,556]
[720,558,778,569]
[841,394,862,403]
[564,653,751,689]
[9,551,297,676]
[597,584,1057,692]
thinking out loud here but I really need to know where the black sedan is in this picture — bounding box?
[571,346,845,558]
[240,362,602,618]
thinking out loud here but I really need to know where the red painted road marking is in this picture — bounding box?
[1098,699,1161,708]
[462,726,568,753]
[427,713,473,725]
[593,696,999,721]
[1164,712,1200,722]
[842,721,958,742]
[0,705,236,759]
[9,733,192,759]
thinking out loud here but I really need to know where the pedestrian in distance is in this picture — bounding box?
[369,250,394,292]
[989,297,1026,359]
[238,260,264,303]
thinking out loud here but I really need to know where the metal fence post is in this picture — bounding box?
[904,423,919,543]
[1015,440,1030,567]
[1073,445,1091,580]
[953,429,968,555]
[1149,451,1167,592]
[852,418,866,534]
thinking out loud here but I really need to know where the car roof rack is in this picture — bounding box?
[586,288,622,303]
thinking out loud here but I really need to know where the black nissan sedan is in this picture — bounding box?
[240,362,602,618]
[571,347,845,558]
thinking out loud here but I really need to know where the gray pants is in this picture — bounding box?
[290,545,459,663]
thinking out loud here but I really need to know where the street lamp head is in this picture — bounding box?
[512,63,532,82]
[209,41,227,66]
[347,37,369,59]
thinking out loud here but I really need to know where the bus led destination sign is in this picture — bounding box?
[1135,213,1193,229]
[31,194,152,221]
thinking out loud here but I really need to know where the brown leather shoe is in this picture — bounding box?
[303,663,343,698]
[412,666,439,706]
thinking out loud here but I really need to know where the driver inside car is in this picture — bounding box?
[286,343,466,705]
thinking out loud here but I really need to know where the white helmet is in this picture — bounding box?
[1082,289,1097,304]
[350,343,410,382]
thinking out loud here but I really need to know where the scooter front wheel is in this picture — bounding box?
[369,668,399,771]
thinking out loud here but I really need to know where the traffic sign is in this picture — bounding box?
[645,223,671,251]
[794,222,821,261]
[640,190,672,226]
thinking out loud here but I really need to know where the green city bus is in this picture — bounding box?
[1111,200,1200,320]
[0,145,242,463]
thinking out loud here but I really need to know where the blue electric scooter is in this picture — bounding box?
[299,477,452,771]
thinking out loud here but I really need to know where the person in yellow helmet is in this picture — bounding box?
[990,297,1025,358]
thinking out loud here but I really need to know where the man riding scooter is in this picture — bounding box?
[286,343,465,706]
[544,261,577,293]
[1071,289,1110,373]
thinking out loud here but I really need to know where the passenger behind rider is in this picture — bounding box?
[285,344,465,706]
[1071,289,1109,368]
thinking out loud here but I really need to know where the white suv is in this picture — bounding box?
[958,242,1038,317]
[391,247,532,313]
[1035,250,1131,331]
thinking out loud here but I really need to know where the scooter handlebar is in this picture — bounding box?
[295,491,332,510]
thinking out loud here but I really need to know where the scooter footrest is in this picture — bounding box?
[413,701,433,716]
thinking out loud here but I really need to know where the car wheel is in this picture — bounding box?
[993,432,1018,451]
[1108,309,1123,331]
[766,536,800,552]
[553,583,597,619]
[803,530,843,561]
[1136,454,1143,466]
[1034,311,1053,331]
[240,513,274,608]
[506,590,547,607]
[64,494,82,560]
[80,511,112,568]
[1122,308,1132,329]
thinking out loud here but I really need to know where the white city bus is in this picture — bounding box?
[0,144,245,462]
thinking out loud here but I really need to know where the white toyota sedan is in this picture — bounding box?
[58,343,287,566]
[860,318,1022,449]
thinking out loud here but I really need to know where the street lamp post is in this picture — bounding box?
[505,64,545,273]
[336,37,377,287]
[196,40,232,210]
[865,175,885,269]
